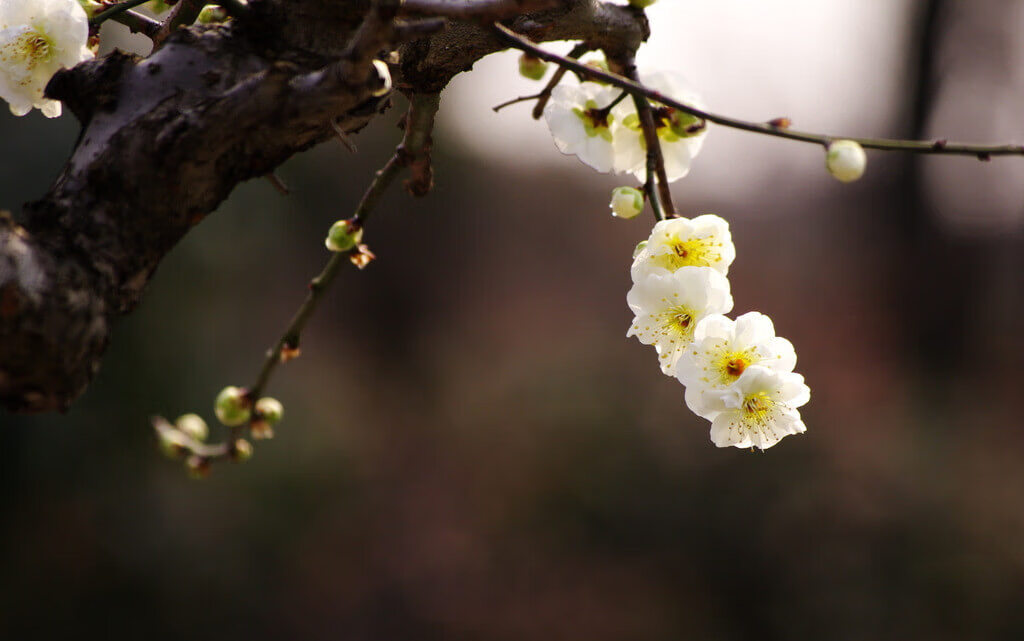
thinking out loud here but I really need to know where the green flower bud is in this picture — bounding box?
[825,140,867,183]
[214,386,251,426]
[148,0,173,15]
[231,439,253,463]
[198,5,229,24]
[157,428,190,460]
[185,455,210,480]
[632,240,648,259]
[629,0,658,8]
[175,413,209,441]
[610,186,644,219]
[255,397,284,425]
[325,219,364,253]
[518,53,548,81]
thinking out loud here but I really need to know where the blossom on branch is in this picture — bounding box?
[0,0,93,118]
[627,266,733,376]
[612,70,709,182]
[631,214,735,279]
[543,81,623,173]
[676,312,797,419]
[700,365,810,450]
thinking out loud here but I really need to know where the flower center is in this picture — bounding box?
[1,29,55,82]
[572,100,614,141]
[650,235,721,272]
[743,392,773,415]
[725,358,748,377]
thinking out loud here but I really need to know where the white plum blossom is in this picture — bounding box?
[0,0,93,118]
[700,365,810,450]
[612,70,709,182]
[627,266,733,376]
[543,81,623,173]
[631,214,735,280]
[676,312,797,419]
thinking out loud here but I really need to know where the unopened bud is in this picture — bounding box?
[632,240,648,259]
[629,0,657,8]
[371,60,392,97]
[198,5,229,24]
[255,397,284,425]
[185,455,210,479]
[157,428,190,460]
[518,54,548,81]
[231,439,253,462]
[325,219,364,253]
[214,386,251,426]
[175,413,209,442]
[610,186,644,219]
[825,140,867,183]
[250,419,275,440]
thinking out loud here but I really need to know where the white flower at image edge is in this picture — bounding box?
[702,365,810,450]
[0,0,93,118]
[612,70,709,182]
[543,82,623,173]
[676,312,797,419]
[631,214,735,280]
[627,266,733,376]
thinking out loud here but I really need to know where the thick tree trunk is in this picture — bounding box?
[0,0,645,412]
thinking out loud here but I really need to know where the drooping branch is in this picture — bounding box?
[0,0,651,413]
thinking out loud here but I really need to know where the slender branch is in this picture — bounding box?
[213,94,439,461]
[623,61,674,218]
[88,0,152,27]
[153,0,205,46]
[495,23,1024,158]
[107,9,160,37]
[532,42,590,120]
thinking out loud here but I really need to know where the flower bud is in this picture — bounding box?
[825,140,867,183]
[371,60,392,97]
[214,386,251,426]
[185,455,210,480]
[629,0,657,8]
[198,5,229,24]
[610,186,644,219]
[255,397,284,425]
[250,419,275,441]
[231,439,254,463]
[325,219,364,252]
[157,428,190,460]
[518,54,548,81]
[175,413,209,442]
[632,240,648,259]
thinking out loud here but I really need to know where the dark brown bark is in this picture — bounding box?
[0,0,646,413]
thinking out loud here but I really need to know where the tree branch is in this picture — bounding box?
[495,22,1024,158]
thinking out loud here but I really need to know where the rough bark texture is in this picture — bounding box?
[0,0,646,413]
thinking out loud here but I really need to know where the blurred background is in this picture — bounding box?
[3,1,1024,639]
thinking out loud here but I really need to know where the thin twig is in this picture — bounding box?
[623,61,674,218]
[531,43,590,120]
[88,0,152,27]
[495,23,1024,158]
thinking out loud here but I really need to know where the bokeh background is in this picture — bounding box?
[3,1,1024,639]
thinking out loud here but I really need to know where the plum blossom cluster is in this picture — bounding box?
[627,215,811,450]
[0,0,93,118]
[543,67,708,181]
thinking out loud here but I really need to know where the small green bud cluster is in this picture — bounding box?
[629,0,658,7]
